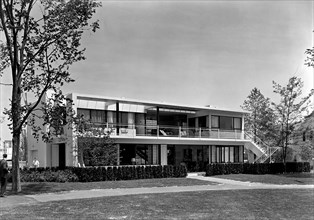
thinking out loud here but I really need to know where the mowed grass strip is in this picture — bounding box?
[1,189,313,219]
[214,173,314,185]
[6,178,218,195]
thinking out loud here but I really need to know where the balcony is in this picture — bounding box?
[84,123,244,140]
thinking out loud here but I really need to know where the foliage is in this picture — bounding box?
[272,77,314,164]
[305,47,314,67]
[271,147,295,163]
[70,165,187,182]
[299,141,314,161]
[78,136,117,166]
[12,168,79,182]
[205,162,310,176]
[241,88,277,145]
[0,0,100,192]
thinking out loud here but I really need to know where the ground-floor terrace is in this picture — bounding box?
[76,135,246,171]
[114,144,244,172]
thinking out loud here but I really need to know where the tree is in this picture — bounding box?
[272,77,314,165]
[0,0,100,192]
[74,114,118,167]
[305,47,314,67]
[241,88,277,145]
[78,136,118,166]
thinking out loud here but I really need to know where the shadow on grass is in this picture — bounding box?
[6,182,60,195]
[4,178,218,195]
[214,173,314,185]
[281,173,314,178]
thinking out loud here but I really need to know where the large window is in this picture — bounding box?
[119,112,129,125]
[77,109,91,121]
[198,116,207,128]
[233,117,242,130]
[211,115,242,130]
[91,110,105,123]
[215,146,241,163]
[220,116,232,130]
[211,116,219,128]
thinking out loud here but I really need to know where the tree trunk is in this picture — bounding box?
[11,84,22,193]
[12,133,21,192]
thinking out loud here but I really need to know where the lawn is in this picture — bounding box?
[5,173,314,196]
[6,178,219,195]
[0,189,313,219]
[213,173,314,185]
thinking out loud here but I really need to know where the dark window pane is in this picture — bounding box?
[234,146,239,162]
[220,116,232,130]
[233,117,242,130]
[77,109,90,121]
[91,110,105,123]
[199,116,207,128]
[211,116,219,128]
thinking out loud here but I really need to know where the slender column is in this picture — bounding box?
[116,144,120,165]
[156,107,160,125]
[116,102,119,134]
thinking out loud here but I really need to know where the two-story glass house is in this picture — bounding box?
[27,93,270,171]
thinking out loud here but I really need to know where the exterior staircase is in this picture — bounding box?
[244,131,280,163]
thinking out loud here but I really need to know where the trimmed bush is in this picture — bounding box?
[12,165,187,183]
[20,169,79,182]
[206,162,311,176]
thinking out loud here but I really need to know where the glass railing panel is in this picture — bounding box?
[159,125,180,137]
[80,123,244,140]
[146,125,159,137]
[201,129,210,138]
[135,125,147,137]
[209,129,219,139]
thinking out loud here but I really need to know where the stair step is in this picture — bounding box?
[187,172,206,177]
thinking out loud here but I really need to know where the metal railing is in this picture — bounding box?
[85,123,244,140]
[244,131,280,163]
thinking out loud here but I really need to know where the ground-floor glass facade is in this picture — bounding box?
[118,144,244,172]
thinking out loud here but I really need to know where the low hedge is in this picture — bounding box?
[6,168,79,183]
[205,162,311,176]
[11,165,187,182]
[70,165,187,182]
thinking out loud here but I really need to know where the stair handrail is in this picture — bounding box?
[244,131,270,153]
[244,130,281,163]
[254,146,280,163]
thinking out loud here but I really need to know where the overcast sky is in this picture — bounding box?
[0,0,313,141]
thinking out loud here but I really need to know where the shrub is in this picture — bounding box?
[206,162,310,176]
[10,165,188,183]
[20,169,78,182]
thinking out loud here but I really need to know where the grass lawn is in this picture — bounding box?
[6,178,218,195]
[213,173,314,185]
[1,189,313,219]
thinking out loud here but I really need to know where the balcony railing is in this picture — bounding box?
[84,123,244,140]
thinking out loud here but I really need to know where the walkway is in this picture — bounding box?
[1,176,313,208]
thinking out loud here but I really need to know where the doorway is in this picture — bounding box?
[59,143,66,169]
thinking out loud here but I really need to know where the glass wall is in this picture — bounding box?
[211,115,242,130]
[210,145,243,163]
[120,144,160,165]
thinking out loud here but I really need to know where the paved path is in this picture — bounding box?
[1,176,313,208]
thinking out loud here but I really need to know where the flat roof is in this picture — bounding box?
[69,93,249,114]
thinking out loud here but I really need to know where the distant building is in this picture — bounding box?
[290,111,314,165]
[3,140,13,159]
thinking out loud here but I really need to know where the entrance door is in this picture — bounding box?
[59,143,66,169]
